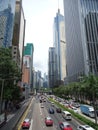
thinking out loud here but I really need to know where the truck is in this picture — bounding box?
[80,104,95,118]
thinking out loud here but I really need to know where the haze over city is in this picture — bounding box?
[0,0,98,129]
[22,0,64,75]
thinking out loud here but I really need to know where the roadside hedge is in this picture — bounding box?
[49,98,98,129]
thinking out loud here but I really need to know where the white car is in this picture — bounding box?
[72,107,78,113]
[77,125,95,130]
[41,103,44,108]
[51,102,55,106]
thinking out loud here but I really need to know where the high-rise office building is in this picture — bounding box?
[53,9,66,83]
[64,0,98,82]
[0,0,16,47]
[12,0,26,69]
[48,47,56,88]
[0,0,26,70]
[23,43,34,91]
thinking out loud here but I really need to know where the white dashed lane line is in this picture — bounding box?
[29,119,33,130]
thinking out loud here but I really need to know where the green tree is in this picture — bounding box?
[82,74,98,124]
[0,47,21,105]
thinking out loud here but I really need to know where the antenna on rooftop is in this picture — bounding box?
[58,0,60,13]
[8,0,11,7]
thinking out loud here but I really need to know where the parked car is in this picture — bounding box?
[77,125,95,130]
[56,107,62,113]
[21,118,30,129]
[59,122,73,130]
[45,116,53,126]
[48,108,54,114]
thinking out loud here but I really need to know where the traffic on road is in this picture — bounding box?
[0,94,96,130]
[16,94,95,130]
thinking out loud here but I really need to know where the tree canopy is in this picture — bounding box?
[0,47,22,101]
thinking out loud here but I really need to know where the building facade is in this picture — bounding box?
[0,0,25,70]
[43,73,48,88]
[0,0,16,47]
[23,43,34,91]
[12,0,26,69]
[63,0,98,82]
[48,47,56,88]
[33,70,37,89]
[53,9,66,84]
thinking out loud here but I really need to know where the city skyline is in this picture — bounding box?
[22,0,64,75]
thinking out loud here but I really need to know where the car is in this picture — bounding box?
[48,108,54,114]
[56,107,62,113]
[74,103,80,108]
[77,125,95,130]
[62,111,72,120]
[45,116,53,126]
[15,103,21,109]
[72,107,78,113]
[21,118,30,129]
[40,99,42,103]
[59,122,73,130]
[41,103,44,108]
[51,102,55,106]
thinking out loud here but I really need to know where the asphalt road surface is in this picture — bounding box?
[18,96,82,130]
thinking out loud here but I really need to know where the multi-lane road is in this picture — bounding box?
[17,96,83,130]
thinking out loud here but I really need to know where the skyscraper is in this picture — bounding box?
[53,9,66,84]
[23,43,34,91]
[48,47,56,88]
[0,0,16,47]
[12,0,26,69]
[0,0,26,70]
[63,0,98,82]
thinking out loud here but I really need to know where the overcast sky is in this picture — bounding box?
[22,0,64,76]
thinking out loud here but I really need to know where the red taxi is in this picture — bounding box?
[45,116,53,126]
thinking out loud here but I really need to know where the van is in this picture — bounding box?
[62,111,72,120]
[77,125,95,130]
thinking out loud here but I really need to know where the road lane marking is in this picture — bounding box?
[39,103,42,115]
[17,98,34,130]
[29,119,33,130]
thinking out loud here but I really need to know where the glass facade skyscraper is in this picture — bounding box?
[0,0,15,13]
[48,47,56,88]
[0,0,16,47]
[53,9,66,84]
[80,0,98,75]
[64,0,98,82]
